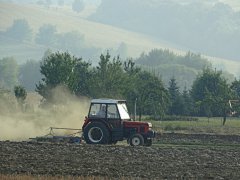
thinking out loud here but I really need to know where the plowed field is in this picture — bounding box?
[1,133,240,179]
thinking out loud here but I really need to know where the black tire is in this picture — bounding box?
[83,122,110,144]
[129,134,144,146]
[144,139,152,146]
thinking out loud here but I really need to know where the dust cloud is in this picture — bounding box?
[0,86,90,141]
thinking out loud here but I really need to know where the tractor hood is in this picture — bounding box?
[123,121,152,128]
[123,121,154,136]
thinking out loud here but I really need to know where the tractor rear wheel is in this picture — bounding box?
[129,134,144,146]
[84,122,110,144]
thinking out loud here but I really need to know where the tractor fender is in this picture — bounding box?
[83,119,112,132]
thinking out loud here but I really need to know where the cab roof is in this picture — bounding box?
[91,99,126,104]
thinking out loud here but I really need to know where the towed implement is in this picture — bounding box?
[30,127,82,143]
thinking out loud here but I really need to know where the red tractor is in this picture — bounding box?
[82,99,155,146]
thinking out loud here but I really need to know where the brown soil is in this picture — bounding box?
[158,132,240,145]
[1,134,240,179]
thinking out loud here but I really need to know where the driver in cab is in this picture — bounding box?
[97,105,106,118]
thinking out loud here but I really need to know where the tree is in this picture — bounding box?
[35,24,57,45]
[191,68,232,125]
[56,31,84,54]
[72,0,85,13]
[182,86,194,116]
[229,79,240,116]
[122,59,170,120]
[71,56,91,97]
[36,52,91,102]
[168,77,184,115]
[89,52,126,98]
[135,49,211,91]
[5,19,32,42]
[14,85,27,105]
[182,51,211,70]
[230,79,240,98]
[122,59,141,116]
[133,71,169,120]
[0,57,19,89]
[123,59,141,75]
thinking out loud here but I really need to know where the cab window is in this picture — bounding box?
[89,103,106,118]
[107,104,120,119]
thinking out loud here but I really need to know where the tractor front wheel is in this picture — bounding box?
[129,134,144,146]
[84,122,110,144]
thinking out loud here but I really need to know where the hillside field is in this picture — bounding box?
[0,3,171,62]
[1,2,240,76]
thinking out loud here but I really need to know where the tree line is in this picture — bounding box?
[1,51,240,124]
[0,18,127,62]
[35,52,240,123]
[135,49,222,91]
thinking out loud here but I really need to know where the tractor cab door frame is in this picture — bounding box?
[106,103,122,129]
[88,103,122,129]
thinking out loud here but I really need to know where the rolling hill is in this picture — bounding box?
[0,3,175,61]
[0,2,240,77]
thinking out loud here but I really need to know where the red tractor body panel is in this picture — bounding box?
[123,121,150,134]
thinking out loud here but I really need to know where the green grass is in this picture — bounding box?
[150,117,240,135]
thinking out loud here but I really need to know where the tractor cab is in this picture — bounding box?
[88,99,130,120]
[82,99,155,146]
